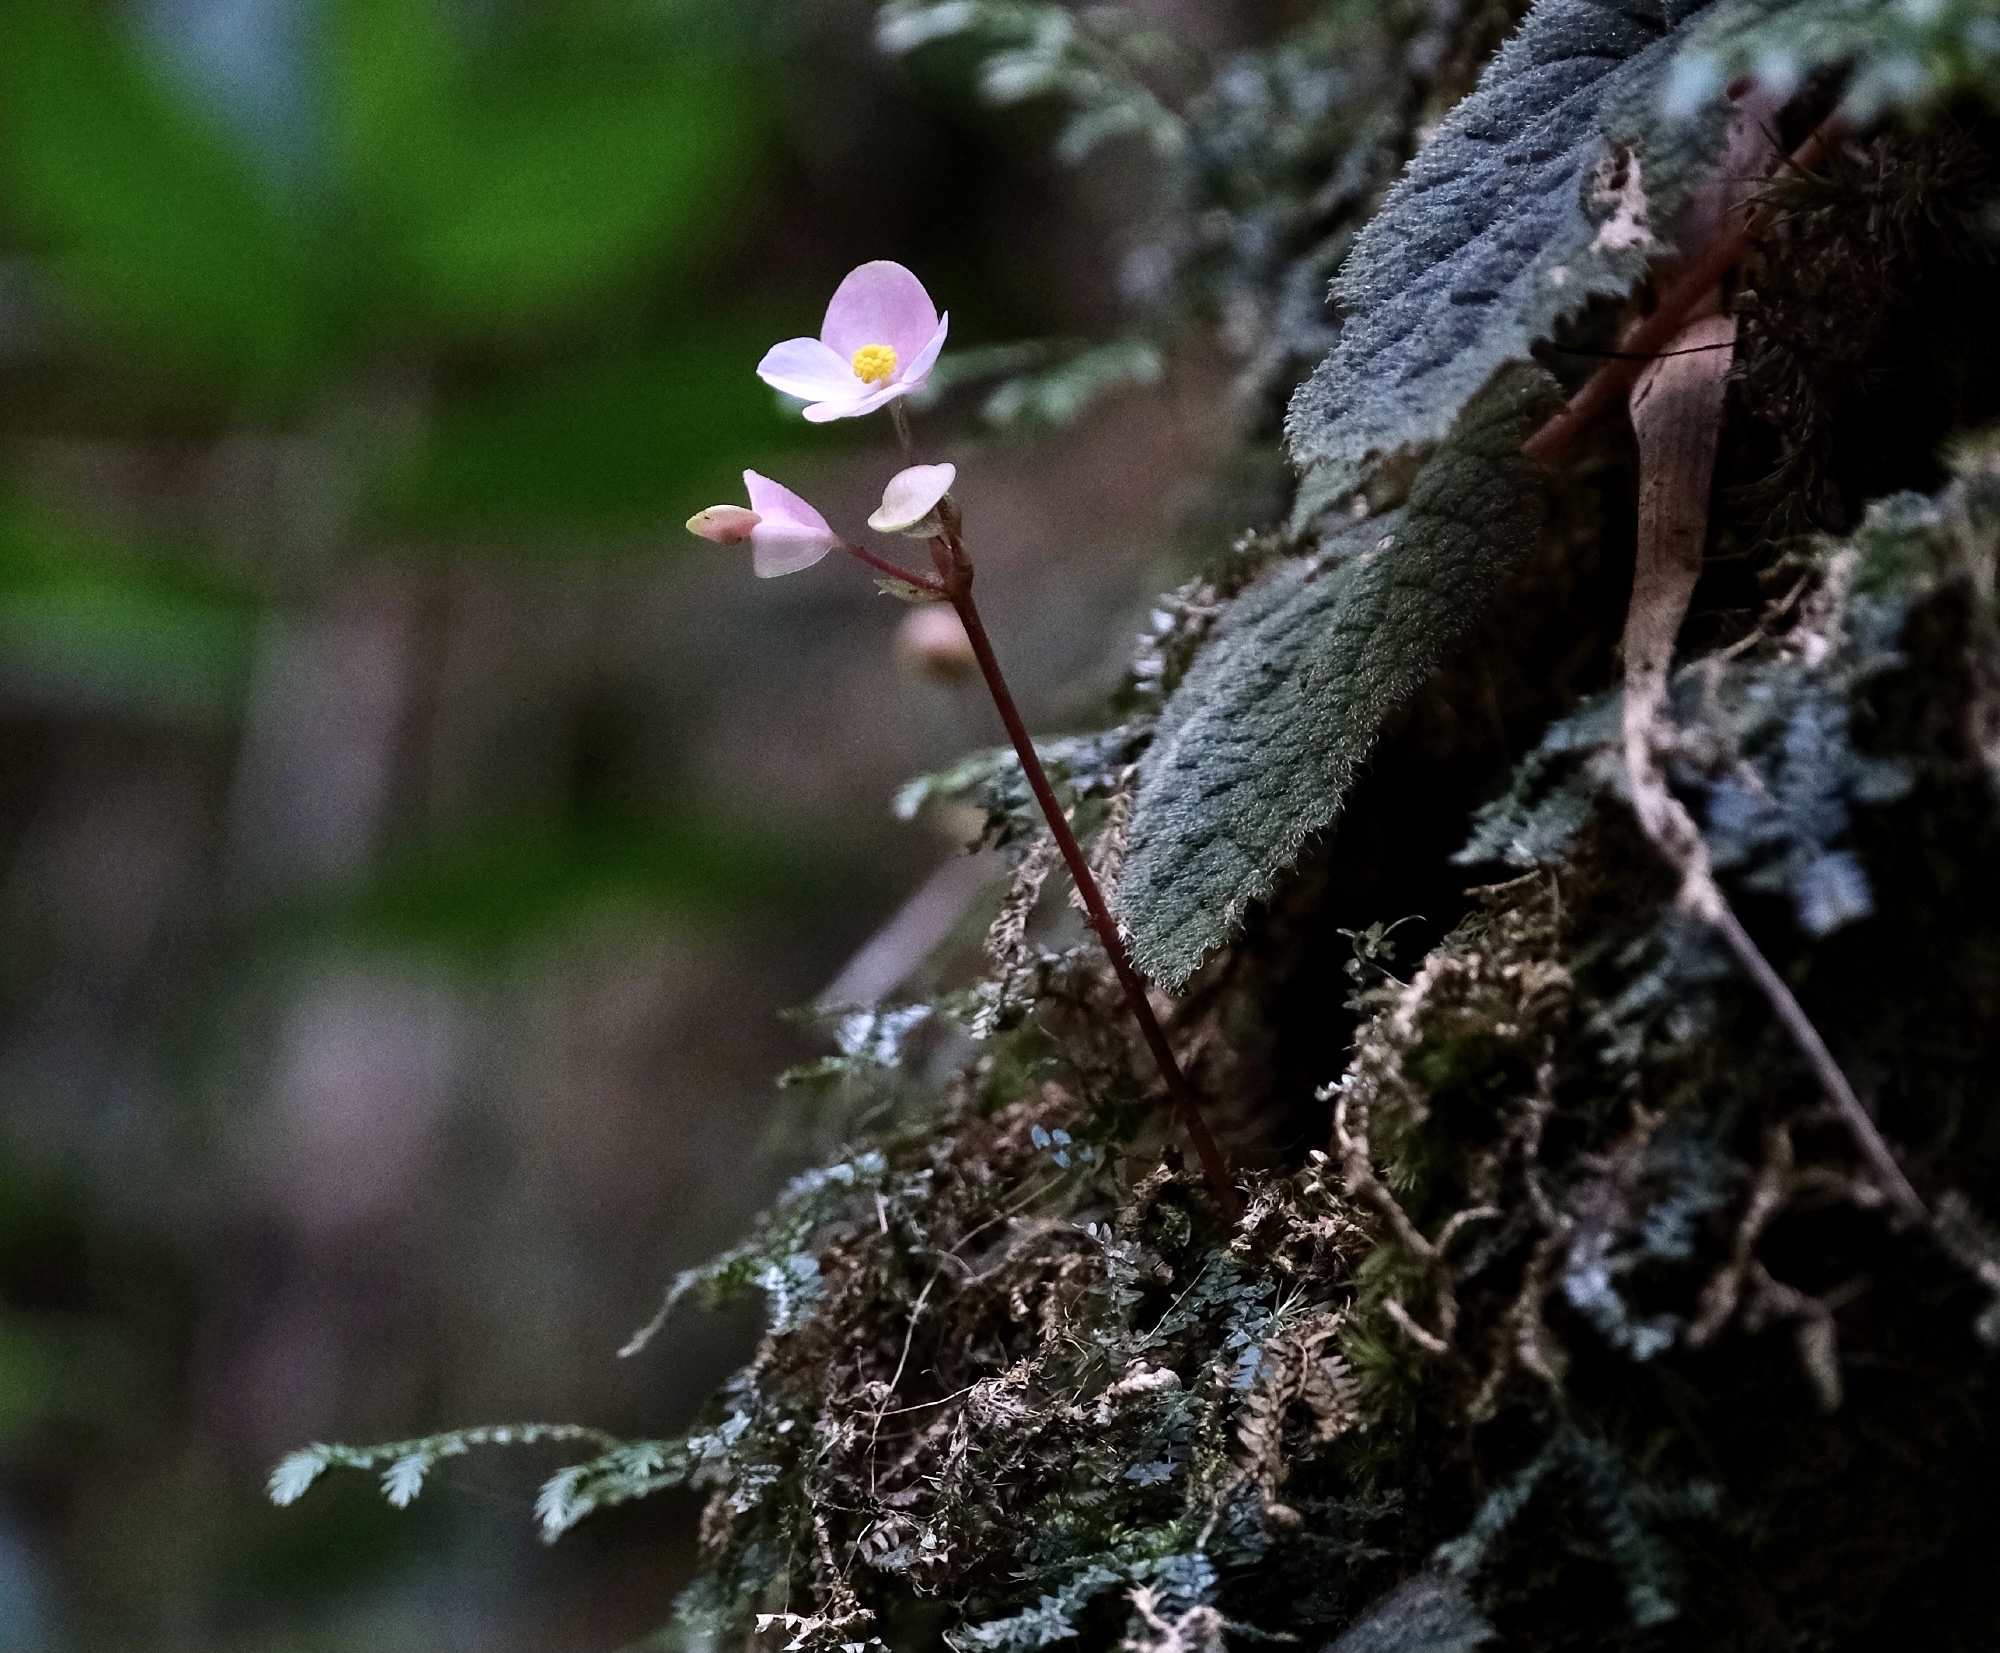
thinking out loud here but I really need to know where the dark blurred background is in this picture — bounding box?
[0,0,1289,1645]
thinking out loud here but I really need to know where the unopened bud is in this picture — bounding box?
[895,604,977,684]
[687,505,761,545]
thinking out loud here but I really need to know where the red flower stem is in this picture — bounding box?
[1522,111,1846,466]
[930,521,1241,1219]
[841,540,944,594]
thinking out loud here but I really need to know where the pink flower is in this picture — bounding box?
[686,472,839,579]
[756,262,950,424]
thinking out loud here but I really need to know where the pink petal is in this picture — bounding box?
[757,336,860,403]
[894,312,950,391]
[740,472,838,578]
[743,470,834,536]
[820,262,939,362]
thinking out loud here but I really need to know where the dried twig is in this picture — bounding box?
[1620,305,1933,1231]
[983,831,1061,987]
[1688,1123,1796,1346]
[1740,1261,1865,1412]
[1467,1054,1571,1418]
[1333,1087,1500,1358]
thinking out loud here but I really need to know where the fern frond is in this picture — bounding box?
[534,1438,692,1541]
[267,1422,622,1511]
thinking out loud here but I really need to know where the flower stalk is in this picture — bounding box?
[924,506,1241,1219]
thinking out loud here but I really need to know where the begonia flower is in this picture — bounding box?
[868,463,956,536]
[757,262,949,424]
[687,472,839,579]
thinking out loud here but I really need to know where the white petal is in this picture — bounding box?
[803,383,897,423]
[869,463,956,532]
[757,336,860,403]
[752,526,837,579]
[804,376,919,424]
[895,313,950,391]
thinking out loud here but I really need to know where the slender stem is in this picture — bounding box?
[891,401,918,462]
[840,539,943,594]
[1705,903,1929,1228]
[932,530,1240,1218]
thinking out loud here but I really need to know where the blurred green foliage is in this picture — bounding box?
[0,0,1038,1637]
[0,0,339,396]
[0,1149,116,1458]
[0,0,821,970]
[387,323,797,538]
[328,0,758,333]
[0,0,847,1615]
[0,486,258,719]
[303,811,825,960]
[0,0,799,539]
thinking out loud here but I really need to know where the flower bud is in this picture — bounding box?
[686,505,761,545]
[895,604,977,684]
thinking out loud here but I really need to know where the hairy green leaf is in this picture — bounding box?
[1118,368,1556,988]
[1284,0,1745,521]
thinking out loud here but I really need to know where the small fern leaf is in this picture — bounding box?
[1672,0,2000,127]
[1327,1570,1495,1653]
[267,1448,331,1507]
[535,1465,588,1540]
[621,1151,888,1356]
[381,1453,436,1509]
[535,1440,687,1542]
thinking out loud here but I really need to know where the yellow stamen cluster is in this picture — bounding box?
[851,343,899,384]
